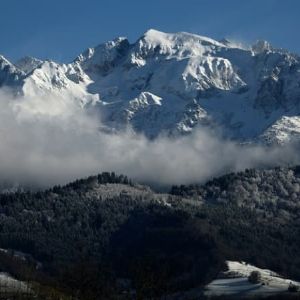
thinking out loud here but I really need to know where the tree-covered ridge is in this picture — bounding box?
[1,169,300,298]
[0,172,162,262]
[171,167,300,216]
[0,172,223,298]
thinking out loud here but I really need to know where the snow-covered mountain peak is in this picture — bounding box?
[142,29,224,48]
[218,38,249,50]
[15,56,43,75]
[135,29,227,60]
[252,40,272,54]
[0,54,11,65]
[2,29,300,144]
[0,55,19,73]
[75,36,130,74]
[21,60,94,104]
[219,38,232,47]
[0,54,23,86]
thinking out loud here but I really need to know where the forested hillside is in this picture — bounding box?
[1,168,300,299]
[171,166,300,217]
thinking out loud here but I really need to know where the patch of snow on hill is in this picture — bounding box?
[205,261,300,297]
[0,272,30,294]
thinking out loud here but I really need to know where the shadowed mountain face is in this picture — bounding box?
[2,29,300,143]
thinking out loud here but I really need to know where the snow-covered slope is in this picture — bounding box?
[2,29,300,142]
[15,56,43,75]
[258,116,300,144]
[205,261,300,297]
[0,55,23,87]
[0,272,30,294]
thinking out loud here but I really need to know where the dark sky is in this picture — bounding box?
[1,0,299,62]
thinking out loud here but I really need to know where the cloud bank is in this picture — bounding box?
[0,89,299,190]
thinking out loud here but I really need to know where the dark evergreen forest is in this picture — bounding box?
[1,168,300,299]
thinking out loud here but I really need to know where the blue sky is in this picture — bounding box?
[1,0,299,62]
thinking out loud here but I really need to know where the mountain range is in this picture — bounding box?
[2,29,300,144]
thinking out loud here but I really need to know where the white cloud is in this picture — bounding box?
[0,89,299,189]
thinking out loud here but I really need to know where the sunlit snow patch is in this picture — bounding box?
[205,261,300,297]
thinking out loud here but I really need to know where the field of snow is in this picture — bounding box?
[204,261,300,297]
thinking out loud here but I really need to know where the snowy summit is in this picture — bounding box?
[1,29,300,143]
